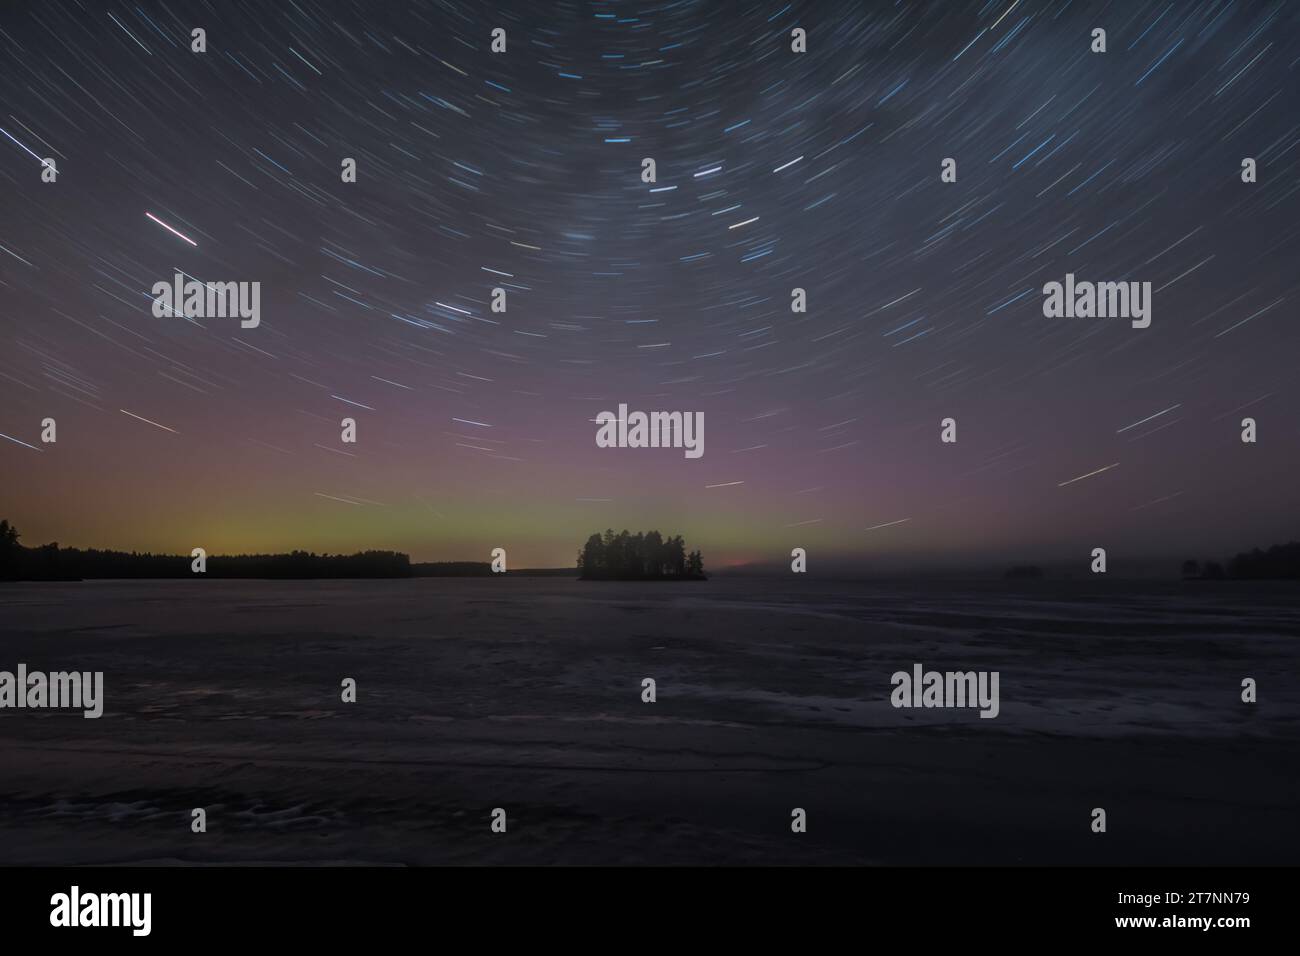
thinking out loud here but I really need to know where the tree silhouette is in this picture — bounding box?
[1227,541,1300,579]
[578,529,704,580]
[577,532,606,575]
[0,519,20,578]
[644,530,664,575]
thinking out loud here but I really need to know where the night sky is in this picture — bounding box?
[1,0,1297,570]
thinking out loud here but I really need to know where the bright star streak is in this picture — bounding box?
[864,518,911,531]
[0,432,41,451]
[1057,463,1120,487]
[145,211,198,246]
[119,409,178,433]
[0,125,44,162]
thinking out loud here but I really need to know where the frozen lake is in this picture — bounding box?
[1,577,1297,864]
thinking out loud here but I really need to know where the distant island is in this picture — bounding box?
[577,529,705,581]
[1181,542,1300,580]
[996,543,1300,582]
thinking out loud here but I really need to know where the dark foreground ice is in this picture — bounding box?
[1,577,1297,865]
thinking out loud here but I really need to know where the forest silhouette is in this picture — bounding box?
[0,518,409,580]
[577,529,705,580]
[0,519,707,581]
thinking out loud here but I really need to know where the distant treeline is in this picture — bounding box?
[999,541,1300,581]
[1003,565,1044,580]
[1182,541,1300,580]
[578,529,705,580]
[410,564,578,577]
[411,561,491,577]
[0,520,577,580]
[0,521,410,580]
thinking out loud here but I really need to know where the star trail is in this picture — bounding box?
[1,0,1297,569]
